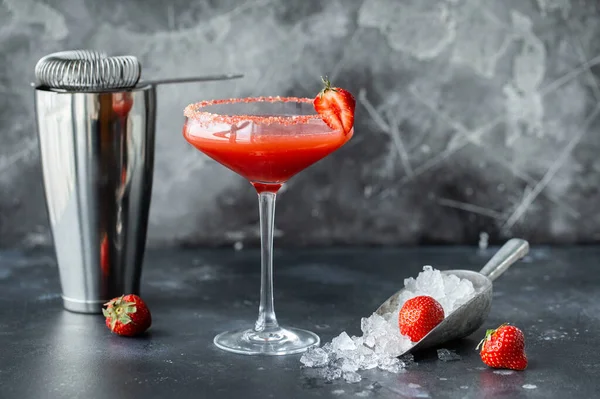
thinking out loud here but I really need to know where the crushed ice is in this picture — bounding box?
[300,266,476,382]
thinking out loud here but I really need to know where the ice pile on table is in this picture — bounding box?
[300,266,477,383]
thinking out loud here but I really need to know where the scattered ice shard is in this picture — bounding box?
[493,370,514,375]
[399,353,415,365]
[300,347,330,368]
[332,331,356,352]
[437,348,462,362]
[343,371,362,383]
[377,356,404,373]
[323,367,342,382]
[334,357,359,373]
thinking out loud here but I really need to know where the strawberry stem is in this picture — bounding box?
[319,76,337,97]
[102,295,137,332]
[475,323,509,351]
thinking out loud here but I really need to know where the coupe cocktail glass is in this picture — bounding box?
[183,97,353,355]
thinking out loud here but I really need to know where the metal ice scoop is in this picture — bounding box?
[375,238,529,355]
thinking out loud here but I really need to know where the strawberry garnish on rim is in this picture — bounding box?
[313,77,355,135]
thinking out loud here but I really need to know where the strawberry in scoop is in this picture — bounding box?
[103,294,151,337]
[399,295,445,342]
[477,323,528,371]
[313,77,355,135]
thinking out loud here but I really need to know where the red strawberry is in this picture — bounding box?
[399,295,445,342]
[102,294,151,337]
[477,324,527,371]
[313,77,355,135]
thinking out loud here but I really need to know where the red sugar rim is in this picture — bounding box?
[183,96,322,126]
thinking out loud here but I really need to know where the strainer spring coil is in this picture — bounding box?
[35,50,141,91]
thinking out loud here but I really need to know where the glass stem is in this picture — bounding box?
[254,191,279,333]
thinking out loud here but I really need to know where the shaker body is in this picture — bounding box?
[34,86,156,313]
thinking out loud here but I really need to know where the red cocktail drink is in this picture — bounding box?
[184,97,352,191]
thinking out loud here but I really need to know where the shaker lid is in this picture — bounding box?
[34,50,141,92]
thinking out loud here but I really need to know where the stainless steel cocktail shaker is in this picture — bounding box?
[35,85,155,313]
[33,50,241,313]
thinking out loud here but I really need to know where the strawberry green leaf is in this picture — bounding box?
[123,305,137,314]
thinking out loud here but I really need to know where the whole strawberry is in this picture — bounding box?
[398,295,445,342]
[313,77,355,135]
[103,294,151,337]
[478,324,528,371]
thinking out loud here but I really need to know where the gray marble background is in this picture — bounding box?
[1,0,600,248]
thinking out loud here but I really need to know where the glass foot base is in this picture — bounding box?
[214,326,320,356]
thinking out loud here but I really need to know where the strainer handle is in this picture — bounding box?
[479,238,529,282]
[141,73,243,86]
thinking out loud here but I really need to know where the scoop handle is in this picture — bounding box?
[478,238,529,282]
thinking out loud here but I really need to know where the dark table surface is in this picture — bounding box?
[0,246,598,399]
